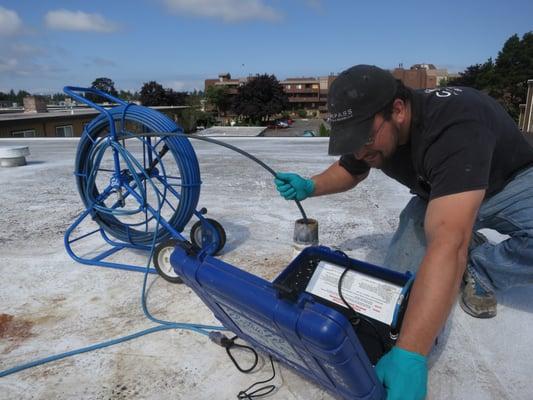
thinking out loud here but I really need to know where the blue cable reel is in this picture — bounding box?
[63,87,226,281]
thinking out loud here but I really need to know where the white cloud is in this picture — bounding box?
[0,40,67,82]
[163,0,282,22]
[0,6,22,35]
[0,58,18,73]
[44,9,118,32]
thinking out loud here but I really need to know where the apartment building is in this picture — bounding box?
[204,73,247,95]
[279,75,336,116]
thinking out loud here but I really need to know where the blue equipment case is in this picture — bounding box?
[171,245,413,400]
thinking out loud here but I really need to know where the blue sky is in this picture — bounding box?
[1,0,532,94]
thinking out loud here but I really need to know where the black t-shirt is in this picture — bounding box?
[339,87,533,200]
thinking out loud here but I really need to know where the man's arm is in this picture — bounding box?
[397,189,485,355]
[311,161,369,197]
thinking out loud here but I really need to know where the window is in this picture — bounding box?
[297,84,302,89]
[286,84,291,89]
[11,129,36,137]
[56,125,73,137]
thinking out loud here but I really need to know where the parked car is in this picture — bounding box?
[279,118,294,126]
[267,120,289,129]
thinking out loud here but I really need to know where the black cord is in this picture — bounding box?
[225,335,259,373]
[237,356,276,400]
[337,268,387,355]
[118,132,309,223]
[209,332,277,399]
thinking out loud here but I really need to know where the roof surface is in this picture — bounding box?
[196,126,266,137]
[0,137,532,400]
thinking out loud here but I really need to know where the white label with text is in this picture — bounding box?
[306,261,402,325]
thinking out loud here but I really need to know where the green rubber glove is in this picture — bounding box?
[375,346,428,400]
[274,172,315,201]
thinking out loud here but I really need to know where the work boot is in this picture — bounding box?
[460,268,497,318]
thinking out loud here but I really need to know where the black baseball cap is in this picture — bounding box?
[327,65,398,156]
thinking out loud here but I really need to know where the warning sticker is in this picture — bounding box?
[305,261,402,325]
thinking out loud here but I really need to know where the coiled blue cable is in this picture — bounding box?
[75,103,201,245]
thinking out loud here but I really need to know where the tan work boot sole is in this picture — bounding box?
[459,294,497,319]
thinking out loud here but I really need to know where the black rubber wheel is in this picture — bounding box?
[153,239,183,283]
[190,218,226,255]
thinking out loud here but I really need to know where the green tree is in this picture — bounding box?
[448,59,496,94]
[140,81,167,106]
[165,89,188,106]
[319,123,330,137]
[182,92,215,130]
[118,90,138,102]
[196,111,216,127]
[206,85,231,116]
[492,32,533,119]
[188,89,204,103]
[87,77,118,103]
[449,31,533,120]
[140,82,190,106]
[0,89,26,105]
[297,109,307,118]
[0,90,16,104]
[232,74,288,124]
[50,92,67,102]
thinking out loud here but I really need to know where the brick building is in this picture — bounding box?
[279,75,336,116]
[204,73,247,95]
[392,63,453,90]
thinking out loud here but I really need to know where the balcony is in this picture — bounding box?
[288,97,320,103]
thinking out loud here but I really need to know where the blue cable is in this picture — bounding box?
[0,325,195,378]
[75,103,201,245]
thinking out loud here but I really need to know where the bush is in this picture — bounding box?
[297,109,307,118]
[319,123,330,137]
[196,111,217,128]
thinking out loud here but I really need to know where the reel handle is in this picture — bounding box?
[63,86,128,108]
[64,86,130,139]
